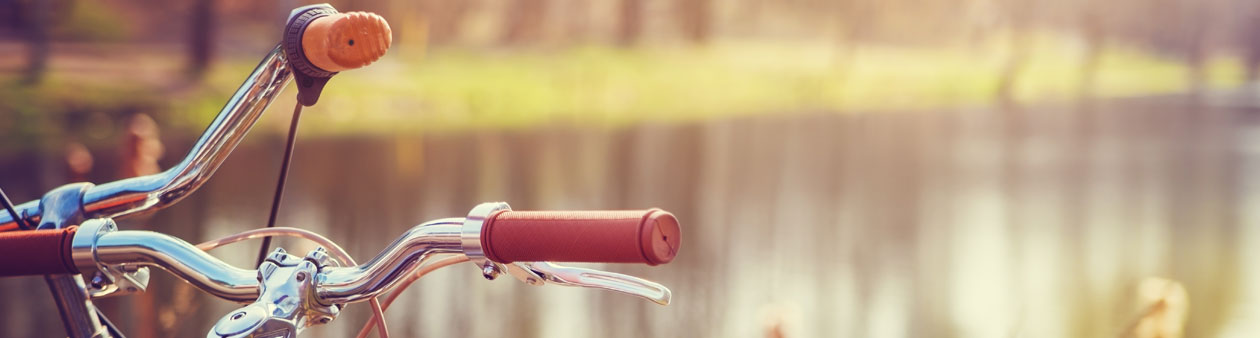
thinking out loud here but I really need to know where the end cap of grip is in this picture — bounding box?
[283,5,392,106]
[283,5,338,106]
[640,209,681,265]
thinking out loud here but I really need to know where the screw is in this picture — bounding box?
[231,312,245,320]
[481,264,499,280]
[90,274,107,289]
[296,272,307,282]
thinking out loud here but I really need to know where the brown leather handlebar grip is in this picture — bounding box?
[481,209,681,265]
[0,227,78,277]
[301,12,392,72]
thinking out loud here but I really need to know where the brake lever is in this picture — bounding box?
[501,262,672,305]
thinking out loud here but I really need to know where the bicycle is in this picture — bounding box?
[0,4,683,338]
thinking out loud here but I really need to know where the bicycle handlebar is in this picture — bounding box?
[481,209,681,265]
[0,45,295,232]
[52,206,681,304]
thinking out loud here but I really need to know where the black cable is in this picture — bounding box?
[0,186,32,230]
[256,102,304,266]
[94,306,127,338]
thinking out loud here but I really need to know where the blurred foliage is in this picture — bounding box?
[173,33,1242,135]
[0,75,163,154]
[51,0,131,42]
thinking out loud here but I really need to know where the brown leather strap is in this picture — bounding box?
[0,226,79,277]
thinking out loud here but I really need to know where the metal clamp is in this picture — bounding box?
[70,218,151,298]
[462,202,511,280]
[208,248,340,338]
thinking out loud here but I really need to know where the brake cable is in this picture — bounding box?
[0,187,32,230]
[255,102,304,266]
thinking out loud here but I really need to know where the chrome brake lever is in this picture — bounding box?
[502,262,672,305]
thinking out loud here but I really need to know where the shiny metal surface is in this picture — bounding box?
[72,218,468,305]
[316,219,465,304]
[35,183,91,230]
[0,45,294,230]
[522,262,672,305]
[89,230,259,302]
[37,182,112,338]
[81,46,293,220]
[208,248,340,338]
[69,210,674,332]
[72,219,151,298]
[462,202,510,279]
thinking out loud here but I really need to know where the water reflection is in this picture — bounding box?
[0,98,1254,337]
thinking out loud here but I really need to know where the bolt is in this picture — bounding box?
[319,318,331,324]
[231,312,245,320]
[481,265,500,280]
[90,274,107,289]
[296,272,307,282]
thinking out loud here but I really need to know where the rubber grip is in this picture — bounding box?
[482,209,681,265]
[301,11,392,72]
[0,227,78,277]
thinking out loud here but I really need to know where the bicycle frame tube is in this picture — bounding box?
[0,45,294,229]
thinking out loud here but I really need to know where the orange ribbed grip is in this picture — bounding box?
[301,12,392,72]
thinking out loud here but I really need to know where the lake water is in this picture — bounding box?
[1,96,1258,337]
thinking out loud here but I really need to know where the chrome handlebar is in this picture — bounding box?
[313,219,464,304]
[70,203,673,307]
[0,45,294,230]
[73,218,462,304]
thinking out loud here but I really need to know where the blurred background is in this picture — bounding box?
[2,0,1260,337]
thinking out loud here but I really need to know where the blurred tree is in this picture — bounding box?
[500,0,548,45]
[831,0,875,52]
[677,0,711,44]
[1076,0,1115,98]
[562,0,590,44]
[1140,0,1213,95]
[419,0,473,45]
[996,12,1032,107]
[1241,3,1260,83]
[187,0,217,82]
[617,0,643,46]
[18,0,53,84]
